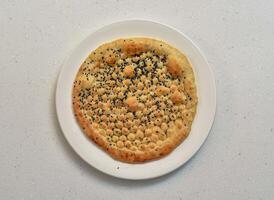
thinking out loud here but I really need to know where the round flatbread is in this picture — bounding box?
[72,38,198,163]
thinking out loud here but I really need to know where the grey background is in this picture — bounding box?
[0,0,274,199]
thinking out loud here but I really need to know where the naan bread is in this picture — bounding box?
[72,38,198,163]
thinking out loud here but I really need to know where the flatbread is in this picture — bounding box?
[72,38,198,163]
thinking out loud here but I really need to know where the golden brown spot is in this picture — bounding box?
[171,90,185,104]
[124,65,135,78]
[167,57,182,77]
[155,86,170,96]
[126,96,138,112]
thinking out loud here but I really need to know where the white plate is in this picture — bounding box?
[56,20,216,180]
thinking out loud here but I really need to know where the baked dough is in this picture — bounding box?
[72,38,198,163]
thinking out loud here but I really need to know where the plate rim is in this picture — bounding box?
[55,19,216,180]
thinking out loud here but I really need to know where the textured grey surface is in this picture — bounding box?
[0,0,274,199]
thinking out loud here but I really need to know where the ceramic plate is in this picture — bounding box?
[56,20,216,180]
